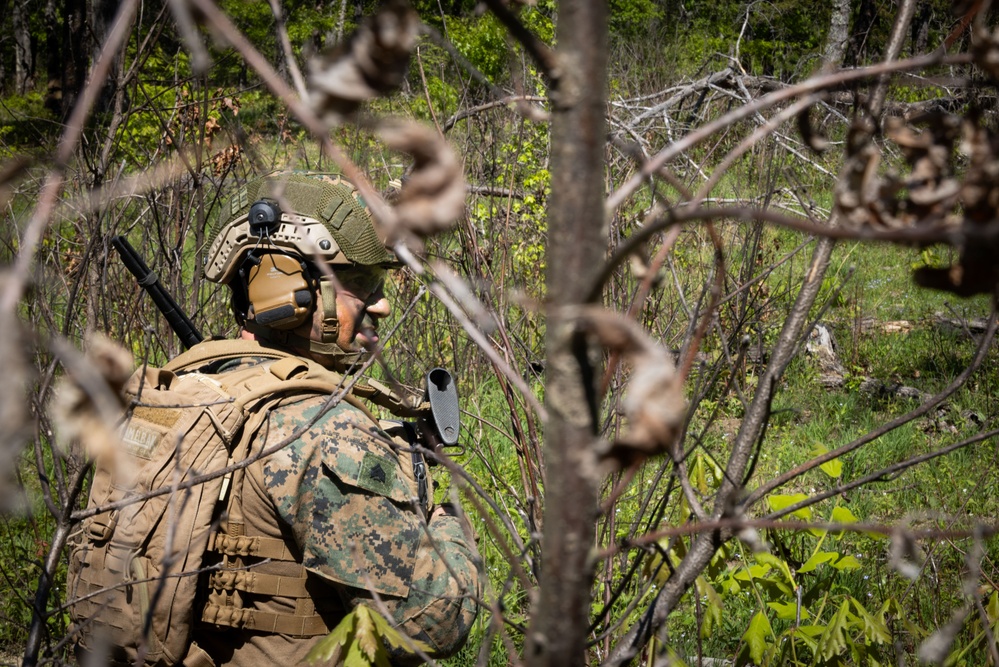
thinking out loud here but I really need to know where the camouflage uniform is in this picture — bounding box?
[192,356,480,666]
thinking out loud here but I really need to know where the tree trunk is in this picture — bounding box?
[869,0,917,120]
[13,0,34,94]
[526,0,608,664]
[846,0,877,67]
[44,0,62,114]
[822,0,850,69]
[89,0,121,115]
[61,0,87,118]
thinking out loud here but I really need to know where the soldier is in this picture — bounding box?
[188,172,480,665]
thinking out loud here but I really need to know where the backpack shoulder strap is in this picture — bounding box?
[164,339,428,421]
[164,339,296,374]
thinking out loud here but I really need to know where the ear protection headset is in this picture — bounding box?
[240,198,316,330]
[243,252,315,330]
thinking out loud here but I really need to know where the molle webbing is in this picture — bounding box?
[208,570,312,598]
[200,602,331,637]
[202,529,333,637]
[206,533,295,560]
[242,322,358,361]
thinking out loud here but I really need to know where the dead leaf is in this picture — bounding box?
[307,0,420,125]
[972,25,999,81]
[378,120,466,237]
[888,528,924,581]
[629,250,663,288]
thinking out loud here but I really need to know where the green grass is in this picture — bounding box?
[664,228,999,665]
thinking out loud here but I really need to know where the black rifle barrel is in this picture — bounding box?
[111,235,204,350]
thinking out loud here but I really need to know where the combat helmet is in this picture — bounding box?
[204,172,397,365]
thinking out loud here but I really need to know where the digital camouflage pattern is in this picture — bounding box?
[195,357,480,666]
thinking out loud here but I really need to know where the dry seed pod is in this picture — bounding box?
[797,106,829,154]
[307,0,419,125]
[888,528,924,581]
[628,250,663,288]
[378,120,466,238]
[572,307,685,467]
[971,26,999,81]
[0,293,31,512]
[917,605,970,665]
[51,333,133,462]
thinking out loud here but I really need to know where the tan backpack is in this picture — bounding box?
[66,341,372,666]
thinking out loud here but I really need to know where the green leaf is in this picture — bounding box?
[766,493,813,520]
[693,456,708,494]
[306,604,429,667]
[797,624,826,638]
[830,506,859,524]
[830,506,859,537]
[767,601,804,621]
[832,555,862,571]
[307,610,356,664]
[343,638,372,667]
[699,577,724,639]
[797,551,839,574]
[849,597,890,644]
[987,591,999,634]
[794,628,820,652]
[743,611,774,665]
[756,553,796,587]
[366,604,432,654]
[354,606,381,661]
[811,444,843,478]
[820,458,843,478]
[735,563,772,581]
[817,600,852,661]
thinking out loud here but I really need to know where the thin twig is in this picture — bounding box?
[606,51,969,214]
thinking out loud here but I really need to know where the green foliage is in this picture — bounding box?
[447,15,512,83]
[306,604,431,667]
[410,75,460,122]
[608,0,663,36]
[0,90,56,146]
[671,0,828,78]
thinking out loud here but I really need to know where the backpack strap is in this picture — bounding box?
[201,360,347,639]
[164,339,295,373]
[165,340,429,419]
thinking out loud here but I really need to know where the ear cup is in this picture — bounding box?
[246,253,314,329]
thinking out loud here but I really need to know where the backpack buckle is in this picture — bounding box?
[86,510,118,541]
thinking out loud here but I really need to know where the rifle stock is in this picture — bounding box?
[112,235,204,350]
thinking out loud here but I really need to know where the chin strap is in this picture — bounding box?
[245,275,370,370]
[244,322,369,371]
[319,276,339,345]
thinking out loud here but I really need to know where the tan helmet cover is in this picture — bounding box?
[204,172,397,285]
